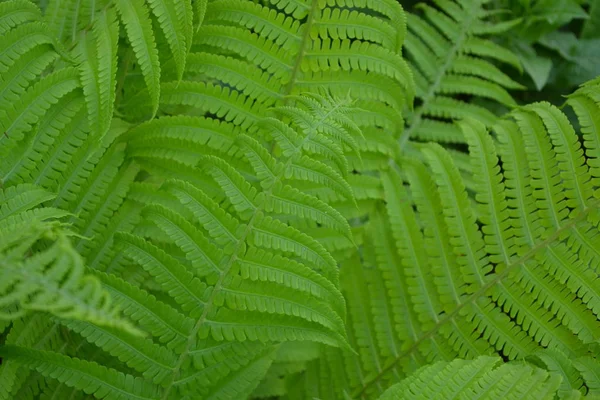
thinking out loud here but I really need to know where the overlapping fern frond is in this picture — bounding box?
[0,1,411,397]
[1,93,359,398]
[29,0,204,135]
[294,78,600,399]
[401,0,523,146]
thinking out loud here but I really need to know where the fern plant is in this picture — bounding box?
[2,0,600,399]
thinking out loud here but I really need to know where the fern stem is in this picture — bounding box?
[353,198,600,398]
[160,100,346,399]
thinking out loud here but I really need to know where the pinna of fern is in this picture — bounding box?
[0,94,360,399]
[293,77,600,400]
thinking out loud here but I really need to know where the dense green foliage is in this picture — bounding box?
[0,0,598,399]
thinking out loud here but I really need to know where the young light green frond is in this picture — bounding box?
[0,224,133,332]
[379,356,562,400]
[0,183,134,332]
[0,346,162,400]
[115,0,161,118]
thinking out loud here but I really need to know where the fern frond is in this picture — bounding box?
[0,21,58,72]
[43,0,99,44]
[401,0,523,146]
[0,346,161,400]
[307,80,600,399]
[379,356,562,400]
[77,95,356,398]
[0,184,134,332]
